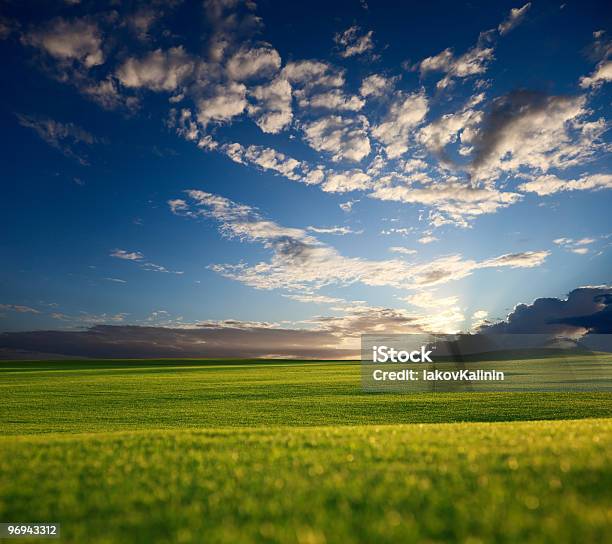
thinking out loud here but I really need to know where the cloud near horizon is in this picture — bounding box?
[2,285,610,360]
[480,286,612,336]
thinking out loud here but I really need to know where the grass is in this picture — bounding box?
[2,358,612,434]
[1,358,611,543]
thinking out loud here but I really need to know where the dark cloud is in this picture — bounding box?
[471,90,544,168]
[550,293,612,334]
[3,288,610,360]
[0,303,430,360]
[469,89,582,174]
[272,237,316,263]
[481,286,612,335]
[0,324,355,360]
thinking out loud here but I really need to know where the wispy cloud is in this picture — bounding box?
[170,190,549,291]
[110,249,144,261]
[110,249,182,274]
[104,277,127,283]
[0,304,40,314]
[17,114,98,165]
[418,235,439,244]
[498,3,531,35]
[307,226,358,235]
[389,247,417,255]
[553,236,598,255]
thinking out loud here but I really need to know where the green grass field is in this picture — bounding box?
[1,359,611,543]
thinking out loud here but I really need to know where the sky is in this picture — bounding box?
[0,0,611,358]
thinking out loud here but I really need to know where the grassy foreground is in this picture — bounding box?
[1,420,611,543]
[1,359,611,543]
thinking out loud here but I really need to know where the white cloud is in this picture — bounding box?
[177,190,314,246]
[171,191,550,292]
[304,167,326,185]
[303,115,371,162]
[248,76,293,133]
[168,199,189,214]
[169,108,201,142]
[241,145,302,179]
[339,199,359,212]
[297,89,364,111]
[420,45,494,89]
[389,246,417,255]
[370,181,522,227]
[283,60,359,120]
[580,60,612,89]
[371,92,428,158]
[417,98,483,161]
[406,251,549,288]
[471,309,489,329]
[116,47,195,91]
[77,312,129,324]
[380,227,415,237]
[498,3,531,35]
[220,142,309,182]
[411,304,465,333]
[418,235,439,244]
[518,173,612,195]
[317,294,466,336]
[580,30,611,89]
[110,249,182,274]
[22,17,104,67]
[283,293,344,304]
[79,78,138,111]
[110,249,144,261]
[282,60,345,90]
[470,92,602,180]
[196,82,247,126]
[401,158,429,172]
[226,46,281,81]
[553,236,597,255]
[321,169,371,193]
[478,250,550,269]
[334,26,374,58]
[571,247,589,255]
[307,226,357,235]
[360,74,395,98]
[308,303,462,337]
[141,263,183,274]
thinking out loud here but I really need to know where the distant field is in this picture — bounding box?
[2,358,612,434]
[1,359,611,543]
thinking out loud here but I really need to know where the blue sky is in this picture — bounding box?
[0,0,610,356]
